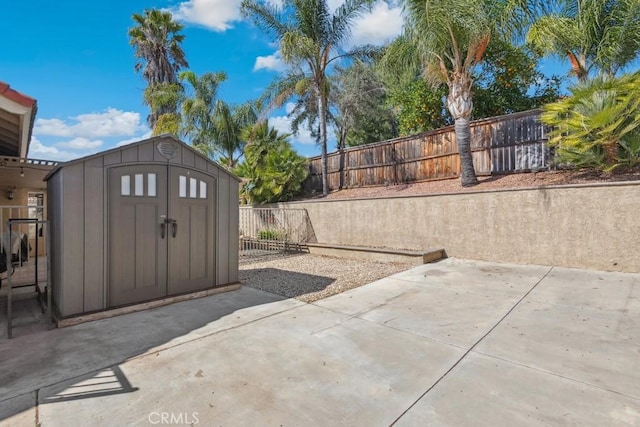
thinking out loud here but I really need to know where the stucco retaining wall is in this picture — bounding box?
[281,182,640,273]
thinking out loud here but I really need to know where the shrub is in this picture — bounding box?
[541,72,640,172]
[258,229,281,240]
[235,122,308,204]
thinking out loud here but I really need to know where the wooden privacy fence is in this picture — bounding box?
[305,109,551,191]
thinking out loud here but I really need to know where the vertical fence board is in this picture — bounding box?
[304,109,549,192]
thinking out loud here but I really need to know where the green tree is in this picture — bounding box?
[378,38,450,136]
[393,0,531,186]
[527,0,640,82]
[129,9,188,128]
[472,39,562,119]
[241,0,375,196]
[213,102,258,168]
[541,72,640,171]
[144,82,184,136]
[387,78,450,136]
[236,121,308,204]
[180,70,228,157]
[380,36,558,136]
[333,61,397,147]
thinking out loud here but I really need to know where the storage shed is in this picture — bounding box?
[45,135,240,318]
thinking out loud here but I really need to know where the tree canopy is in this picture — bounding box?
[241,0,375,196]
[528,0,640,81]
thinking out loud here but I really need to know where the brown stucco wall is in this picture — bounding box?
[282,182,640,273]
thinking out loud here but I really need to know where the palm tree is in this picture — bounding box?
[527,0,640,82]
[541,72,640,170]
[400,0,531,186]
[180,70,228,157]
[144,82,184,136]
[213,102,258,168]
[129,9,189,128]
[240,0,375,196]
[237,121,308,203]
[243,120,292,166]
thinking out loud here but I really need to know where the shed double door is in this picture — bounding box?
[108,165,216,307]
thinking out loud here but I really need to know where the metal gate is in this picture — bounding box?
[1,205,52,339]
[239,208,314,261]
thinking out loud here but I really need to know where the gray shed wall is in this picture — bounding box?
[47,137,239,317]
[216,174,240,285]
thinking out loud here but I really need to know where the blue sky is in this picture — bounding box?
[3,0,569,162]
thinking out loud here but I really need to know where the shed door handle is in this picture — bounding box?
[171,220,177,238]
[160,222,166,239]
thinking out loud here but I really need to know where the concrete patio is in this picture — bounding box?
[0,258,638,426]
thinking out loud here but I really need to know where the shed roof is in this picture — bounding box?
[44,134,241,182]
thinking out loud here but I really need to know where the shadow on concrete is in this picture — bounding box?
[0,291,50,340]
[40,366,138,404]
[0,278,328,422]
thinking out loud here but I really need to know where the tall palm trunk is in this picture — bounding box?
[604,139,618,168]
[447,73,478,187]
[567,51,589,82]
[317,83,329,196]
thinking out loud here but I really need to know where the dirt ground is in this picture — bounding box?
[302,167,640,201]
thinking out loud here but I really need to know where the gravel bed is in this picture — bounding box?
[239,253,412,303]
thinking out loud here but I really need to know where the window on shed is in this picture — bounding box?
[134,174,144,196]
[199,181,207,199]
[179,175,187,198]
[189,178,197,199]
[121,175,131,196]
[148,173,157,197]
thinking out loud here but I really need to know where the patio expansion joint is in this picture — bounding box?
[358,316,469,350]
[0,388,39,426]
[307,287,418,321]
[388,266,555,426]
[304,298,463,349]
[124,303,305,364]
[389,275,549,299]
[470,350,640,402]
[34,388,40,426]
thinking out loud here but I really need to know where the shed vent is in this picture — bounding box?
[157,141,179,160]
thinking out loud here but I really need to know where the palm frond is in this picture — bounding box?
[240,0,291,38]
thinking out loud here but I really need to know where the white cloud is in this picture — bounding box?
[266,0,284,7]
[269,103,339,148]
[167,0,242,31]
[254,51,286,72]
[285,102,296,114]
[70,109,143,138]
[28,136,78,162]
[117,130,153,147]
[349,1,403,47]
[57,137,103,150]
[33,118,73,137]
[269,115,317,145]
[327,0,342,13]
[34,108,144,139]
[29,136,58,155]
